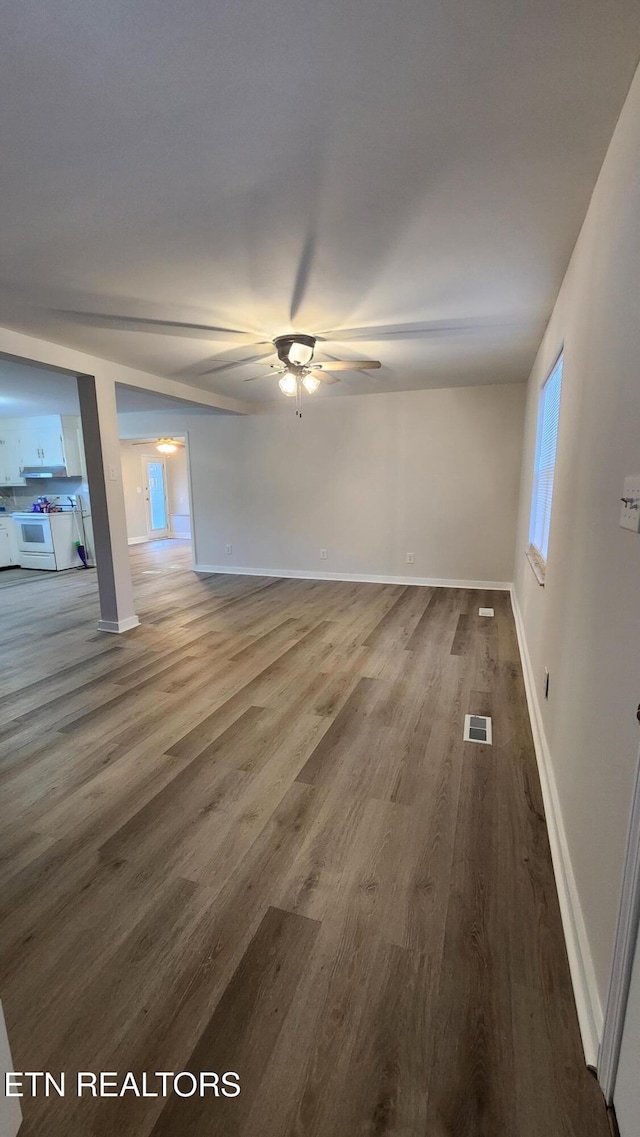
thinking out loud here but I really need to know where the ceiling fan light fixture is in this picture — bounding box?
[278,372,298,397]
[302,374,320,394]
[156,439,177,454]
[289,342,314,366]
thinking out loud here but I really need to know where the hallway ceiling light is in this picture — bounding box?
[131,437,185,452]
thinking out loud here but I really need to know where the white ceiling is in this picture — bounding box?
[0,360,225,416]
[0,1,639,403]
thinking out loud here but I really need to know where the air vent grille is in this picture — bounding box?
[463,714,492,744]
[479,607,494,617]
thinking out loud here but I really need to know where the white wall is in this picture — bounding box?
[166,446,191,536]
[513,63,640,1061]
[119,442,148,542]
[119,380,525,586]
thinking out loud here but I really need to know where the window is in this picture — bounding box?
[528,352,563,581]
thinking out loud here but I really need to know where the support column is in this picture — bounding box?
[77,374,139,633]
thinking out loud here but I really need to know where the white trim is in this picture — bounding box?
[193,564,513,590]
[511,587,602,1068]
[526,547,546,586]
[0,1001,21,1137]
[97,614,141,634]
[127,535,148,545]
[599,747,640,1102]
[182,431,198,569]
[170,530,192,540]
[0,324,250,415]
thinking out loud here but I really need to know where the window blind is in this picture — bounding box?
[529,353,563,563]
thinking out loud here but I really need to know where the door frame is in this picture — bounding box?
[141,452,170,539]
[599,742,640,1102]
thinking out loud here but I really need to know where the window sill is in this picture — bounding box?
[526,548,546,586]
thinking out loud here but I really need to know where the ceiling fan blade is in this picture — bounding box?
[200,347,277,376]
[313,360,381,371]
[56,310,266,343]
[290,232,317,322]
[319,316,534,341]
[314,372,340,385]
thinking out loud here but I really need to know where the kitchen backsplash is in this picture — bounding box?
[0,478,90,511]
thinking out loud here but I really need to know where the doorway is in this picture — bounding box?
[119,436,192,551]
[142,456,169,539]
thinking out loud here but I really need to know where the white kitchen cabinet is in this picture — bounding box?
[0,416,84,479]
[0,427,26,486]
[16,422,44,469]
[0,517,17,568]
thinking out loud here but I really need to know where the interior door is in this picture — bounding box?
[143,457,169,539]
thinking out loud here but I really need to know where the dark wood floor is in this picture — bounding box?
[0,540,608,1136]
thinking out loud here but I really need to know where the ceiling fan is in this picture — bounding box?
[131,437,185,454]
[59,305,534,414]
[246,334,381,414]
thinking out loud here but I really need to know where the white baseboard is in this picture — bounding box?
[128,536,148,546]
[170,530,192,540]
[511,588,602,1068]
[598,751,640,1101]
[97,614,141,634]
[193,564,512,590]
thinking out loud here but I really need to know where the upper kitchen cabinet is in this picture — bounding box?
[1,415,85,480]
[0,424,26,485]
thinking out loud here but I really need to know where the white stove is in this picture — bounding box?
[12,511,80,571]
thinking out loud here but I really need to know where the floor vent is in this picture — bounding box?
[478,607,494,617]
[463,714,492,744]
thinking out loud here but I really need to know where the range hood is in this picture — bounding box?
[20,466,74,480]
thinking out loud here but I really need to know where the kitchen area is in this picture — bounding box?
[0,364,94,584]
[1,356,203,592]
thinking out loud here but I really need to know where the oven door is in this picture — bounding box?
[18,517,54,555]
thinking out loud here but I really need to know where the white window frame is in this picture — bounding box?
[527,351,563,584]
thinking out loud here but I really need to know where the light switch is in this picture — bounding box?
[619,475,640,533]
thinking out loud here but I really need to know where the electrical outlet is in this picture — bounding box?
[225,544,232,555]
[320,548,327,560]
[406,552,415,564]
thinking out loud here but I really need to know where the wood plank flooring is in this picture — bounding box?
[0,540,609,1136]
